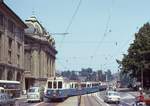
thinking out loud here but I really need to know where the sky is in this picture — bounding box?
[4,0,150,73]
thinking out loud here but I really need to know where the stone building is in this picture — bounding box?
[0,1,27,82]
[24,16,57,90]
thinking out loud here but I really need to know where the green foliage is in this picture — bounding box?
[119,23,150,81]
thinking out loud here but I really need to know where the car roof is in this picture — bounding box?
[107,90,118,93]
[29,87,40,89]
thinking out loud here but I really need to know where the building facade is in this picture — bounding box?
[0,1,27,83]
[24,16,57,90]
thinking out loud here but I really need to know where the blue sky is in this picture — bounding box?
[5,0,150,73]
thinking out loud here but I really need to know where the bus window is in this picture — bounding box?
[53,81,57,89]
[58,81,62,88]
[48,81,52,88]
[0,87,4,93]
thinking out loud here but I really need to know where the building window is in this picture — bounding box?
[8,51,11,64]
[15,27,23,40]
[8,20,14,33]
[8,38,12,50]
[0,67,3,80]
[8,38,12,64]
[7,70,13,80]
[17,54,20,67]
[16,72,21,81]
[0,12,3,26]
[0,33,1,60]
[17,43,21,54]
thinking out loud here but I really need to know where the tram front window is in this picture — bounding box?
[48,81,52,88]
[53,81,57,89]
[58,81,62,88]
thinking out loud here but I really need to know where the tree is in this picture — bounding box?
[119,23,150,87]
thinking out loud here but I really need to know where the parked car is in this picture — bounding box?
[27,86,44,102]
[0,93,15,106]
[104,90,120,104]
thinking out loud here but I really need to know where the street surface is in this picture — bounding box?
[15,96,77,106]
[15,90,139,106]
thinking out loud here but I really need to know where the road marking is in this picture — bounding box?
[121,100,134,106]
[121,93,135,99]
[33,102,44,106]
[94,92,110,106]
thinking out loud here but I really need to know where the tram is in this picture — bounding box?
[44,77,107,102]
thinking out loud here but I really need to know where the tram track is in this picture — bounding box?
[34,102,58,106]
[82,93,104,106]
[84,94,93,106]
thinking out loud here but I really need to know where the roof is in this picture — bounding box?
[0,1,27,28]
[0,80,20,84]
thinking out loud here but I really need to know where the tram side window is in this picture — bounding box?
[53,81,57,89]
[87,84,90,87]
[75,84,78,88]
[81,84,86,88]
[48,82,52,88]
[58,81,62,88]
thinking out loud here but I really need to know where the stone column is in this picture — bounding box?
[12,38,15,65]
[50,58,52,77]
[48,56,50,77]
[32,49,39,77]
[53,59,55,77]
[21,42,24,69]
[51,59,54,77]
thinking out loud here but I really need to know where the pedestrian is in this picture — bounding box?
[135,89,145,106]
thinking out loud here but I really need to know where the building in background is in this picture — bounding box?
[24,16,57,90]
[0,1,27,85]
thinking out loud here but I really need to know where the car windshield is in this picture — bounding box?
[28,88,38,92]
[108,92,119,96]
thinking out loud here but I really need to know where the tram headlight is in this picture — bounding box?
[47,90,51,95]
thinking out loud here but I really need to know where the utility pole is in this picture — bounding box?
[141,60,144,90]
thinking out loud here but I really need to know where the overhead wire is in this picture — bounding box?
[57,0,82,70]
[89,0,115,69]
[59,0,82,49]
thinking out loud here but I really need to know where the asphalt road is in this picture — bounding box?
[15,90,138,106]
[98,90,137,106]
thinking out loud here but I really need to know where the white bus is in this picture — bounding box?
[0,80,21,97]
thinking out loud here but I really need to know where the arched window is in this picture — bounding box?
[16,72,21,81]
[7,70,13,80]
